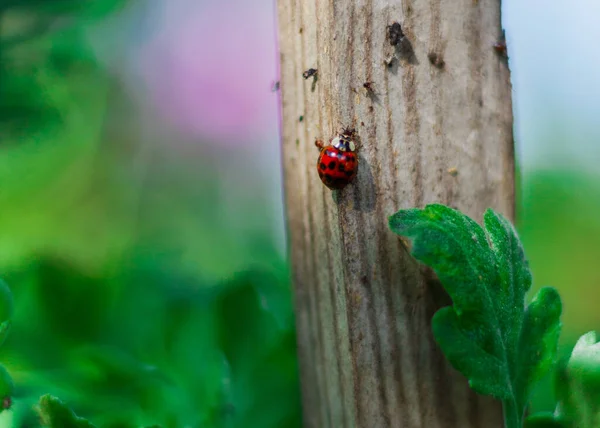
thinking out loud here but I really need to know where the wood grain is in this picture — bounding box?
[276,0,514,427]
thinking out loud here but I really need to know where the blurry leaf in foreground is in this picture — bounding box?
[388,204,562,427]
[553,331,600,428]
[37,394,95,428]
[524,412,567,428]
[216,274,280,374]
[33,257,112,343]
[215,271,301,428]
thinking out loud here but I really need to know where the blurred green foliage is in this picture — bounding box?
[0,0,301,427]
[4,256,300,427]
[520,170,600,415]
[554,331,600,427]
[37,394,96,428]
[525,331,600,428]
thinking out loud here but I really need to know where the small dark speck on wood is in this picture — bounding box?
[387,21,404,46]
[363,81,376,93]
[428,52,445,69]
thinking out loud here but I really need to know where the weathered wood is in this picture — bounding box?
[276,0,514,427]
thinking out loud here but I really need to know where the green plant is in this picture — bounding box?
[523,331,600,428]
[36,394,164,428]
[0,260,300,428]
[37,395,96,428]
[0,1,302,427]
[388,204,563,428]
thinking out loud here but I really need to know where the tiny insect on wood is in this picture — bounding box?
[387,22,404,46]
[302,68,318,79]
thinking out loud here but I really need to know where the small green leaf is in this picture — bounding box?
[525,412,567,428]
[514,287,562,408]
[554,331,600,428]
[37,394,96,428]
[389,204,562,427]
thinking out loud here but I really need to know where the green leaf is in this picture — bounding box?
[37,394,96,428]
[514,287,562,409]
[525,412,567,428]
[214,272,302,428]
[554,331,600,428]
[389,204,562,427]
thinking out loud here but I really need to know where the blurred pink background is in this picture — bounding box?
[135,0,279,144]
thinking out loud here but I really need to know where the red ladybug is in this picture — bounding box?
[315,129,359,190]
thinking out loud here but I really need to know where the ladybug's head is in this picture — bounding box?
[332,128,357,152]
[331,133,356,152]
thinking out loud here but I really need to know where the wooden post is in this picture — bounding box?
[276,0,514,427]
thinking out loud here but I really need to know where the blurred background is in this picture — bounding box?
[0,0,596,426]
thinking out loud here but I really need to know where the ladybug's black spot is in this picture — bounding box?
[324,174,333,183]
[328,161,336,170]
[345,170,354,177]
[320,162,326,170]
[338,163,346,172]
[318,171,324,179]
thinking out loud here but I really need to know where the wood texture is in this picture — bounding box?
[276,0,515,427]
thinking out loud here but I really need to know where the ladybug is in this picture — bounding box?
[315,129,359,190]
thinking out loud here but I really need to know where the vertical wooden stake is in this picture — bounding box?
[277,0,515,427]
